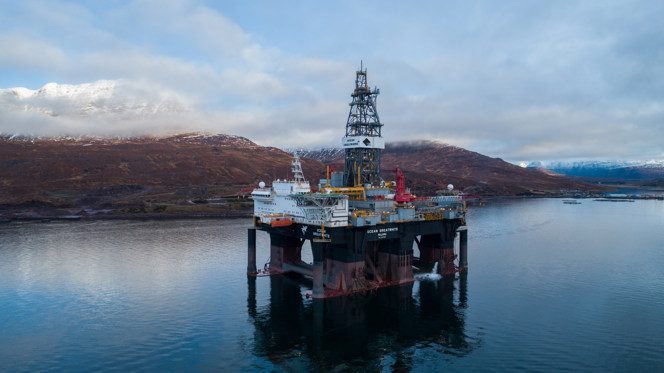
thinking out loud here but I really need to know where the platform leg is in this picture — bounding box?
[247,228,257,275]
[441,242,456,276]
[459,272,468,307]
[247,275,257,317]
[459,228,468,272]
[313,261,324,298]
[313,299,324,352]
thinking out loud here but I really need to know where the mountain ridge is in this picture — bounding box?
[0,133,600,219]
[527,160,664,181]
[297,140,593,196]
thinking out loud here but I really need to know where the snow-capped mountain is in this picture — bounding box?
[288,141,468,164]
[527,160,664,180]
[0,80,188,118]
[286,147,345,162]
[0,132,261,149]
[5,80,115,100]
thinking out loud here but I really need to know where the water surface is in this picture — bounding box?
[1,198,663,371]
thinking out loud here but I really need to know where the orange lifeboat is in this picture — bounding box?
[270,216,293,228]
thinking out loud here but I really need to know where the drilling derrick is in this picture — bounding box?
[342,63,384,187]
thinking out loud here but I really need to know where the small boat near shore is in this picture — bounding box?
[563,200,581,204]
[594,198,635,202]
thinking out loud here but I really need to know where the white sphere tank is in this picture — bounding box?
[447,184,454,191]
[259,181,266,188]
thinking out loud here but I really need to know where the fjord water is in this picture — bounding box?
[1,199,662,371]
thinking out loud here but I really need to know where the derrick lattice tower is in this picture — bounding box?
[291,152,305,183]
[342,63,384,187]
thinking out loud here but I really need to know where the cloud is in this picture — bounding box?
[0,34,69,71]
[0,0,662,162]
[0,79,193,136]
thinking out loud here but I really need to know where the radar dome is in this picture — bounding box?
[447,184,454,191]
[259,181,266,188]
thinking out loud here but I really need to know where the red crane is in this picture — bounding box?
[394,166,415,203]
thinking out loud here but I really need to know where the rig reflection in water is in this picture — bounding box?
[247,273,474,369]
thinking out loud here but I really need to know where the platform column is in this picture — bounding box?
[313,261,324,298]
[440,241,456,276]
[247,227,257,275]
[459,272,468,307]
[269,234,302,273]
[312,298,324,354]
[459,227,468,272]
[312,241,326,298]
[418,234,443,273]
[439,223,457,276]
[247,276,257,317]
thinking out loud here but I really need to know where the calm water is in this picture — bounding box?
[1,198,663,371]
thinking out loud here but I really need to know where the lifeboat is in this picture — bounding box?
[270,216,293,227]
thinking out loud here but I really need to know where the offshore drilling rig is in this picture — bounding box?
[248,64,468,298]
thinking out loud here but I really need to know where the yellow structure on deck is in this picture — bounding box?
[322,165,367,200]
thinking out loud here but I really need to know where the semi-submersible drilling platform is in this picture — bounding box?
[247,65,468,298]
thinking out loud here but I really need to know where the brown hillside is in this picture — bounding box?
[300,141,594,196]
[0,134,323,208]
[0,135,597,217]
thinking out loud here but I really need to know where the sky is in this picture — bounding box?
[0,0,662,163]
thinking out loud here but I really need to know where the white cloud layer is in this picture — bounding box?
[0,0,662,162]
